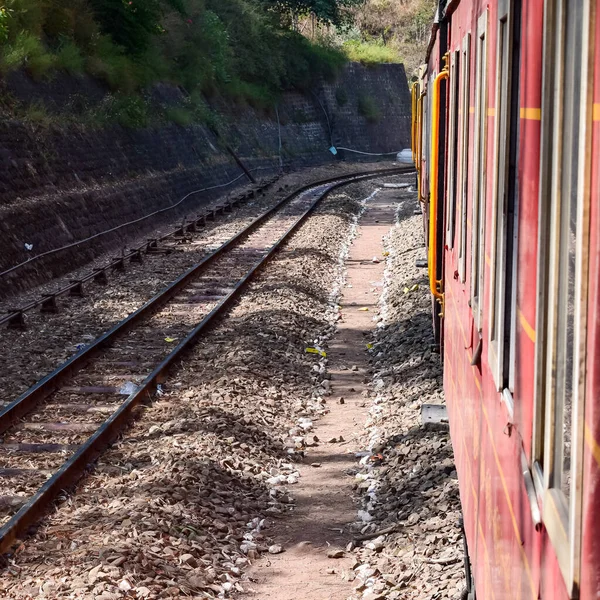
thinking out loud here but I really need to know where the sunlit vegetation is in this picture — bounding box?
[351,0,436,74]
[0,0,351,108]
[342,40,400,65]
[298,0,435,73]
[0,0,431,128]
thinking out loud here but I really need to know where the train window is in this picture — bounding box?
[426,74,434,204]
[532,0,594,592]
[470,12,488,330]
[457,34,471,282]
[488,0,521,392]
[445,50,460,249]
[422,74,433,213]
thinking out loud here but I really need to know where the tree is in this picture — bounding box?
[89,0,185,55]
[259,0,365,27]
[349,0,436,73]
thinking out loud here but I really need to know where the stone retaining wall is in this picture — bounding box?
[0,63,411,292]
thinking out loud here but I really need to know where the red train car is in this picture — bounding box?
[412,1,600,598]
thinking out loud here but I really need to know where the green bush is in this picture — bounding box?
[207,0,283,93]
[0,8,10,44]
[1,32,38,71]
[165,106,194,126]
[224,79,276,109]
[175,9,234,93]
[28,47,55,79]
[0,32,55,78]
[88,0,163,55]
[2,0,46,39]
[188,91,223,129]
[358,94,380,122]
[23,100,52,126]
[73,4,102,48]
[86,35,137,92]
[343,40,400,65]
[97,94,150,128]
[55,40,85,74]
[278,32,346,91]
[0,0,354,122]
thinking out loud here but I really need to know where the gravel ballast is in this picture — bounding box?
[0,162,393,406]
[0,179,382,599]
[0,177,465,600]
[346,190,464,600]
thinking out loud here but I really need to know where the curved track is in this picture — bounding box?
[0,177,280,327]
[0,166,411,555]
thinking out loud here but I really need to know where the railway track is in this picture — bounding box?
[0,166,411,555]
[0,176,280,328]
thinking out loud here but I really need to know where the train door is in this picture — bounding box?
[433,21,449,347]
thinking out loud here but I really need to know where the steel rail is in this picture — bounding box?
[0,167,406,435]
[0,166,412,555]
[0,177,281,328]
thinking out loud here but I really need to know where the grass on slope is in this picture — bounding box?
[343,40,400,65]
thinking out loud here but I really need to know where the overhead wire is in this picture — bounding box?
[0,166,269,279]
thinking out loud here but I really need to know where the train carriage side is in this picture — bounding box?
[416,0,600,598]
[581,4,600,597]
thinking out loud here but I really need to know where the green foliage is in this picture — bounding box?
[55,39,85,74]
[158,94,224,129]
[224,80,276,109]
[0,8,10,44]
[27,46,55,78]
[343,40,399,64]
[85,35,138,92]
[88,0,163,55]
[97,94,150,128]
[22,100,52,126]
[260,0,365,27]
[207,0,282,94]
[165,106,194,126]
[2,0,45,38]
[0,0,353,118]
[0,32,55,78]
[349,0,436,74]
[188,91,224,129]
[357,94,380,122]
[279,31,346,90]
[0,32,37,71]
[168,8,234,94]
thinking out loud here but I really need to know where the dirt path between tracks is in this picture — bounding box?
[241,189,399,600]
[242,185,464,600]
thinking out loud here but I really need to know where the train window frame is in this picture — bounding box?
[532,0,595,593]
[424,73,434,210]
[457,33,471,283]
[445,50,460,249]
[470,11,488,331]
[488,0,520,392]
